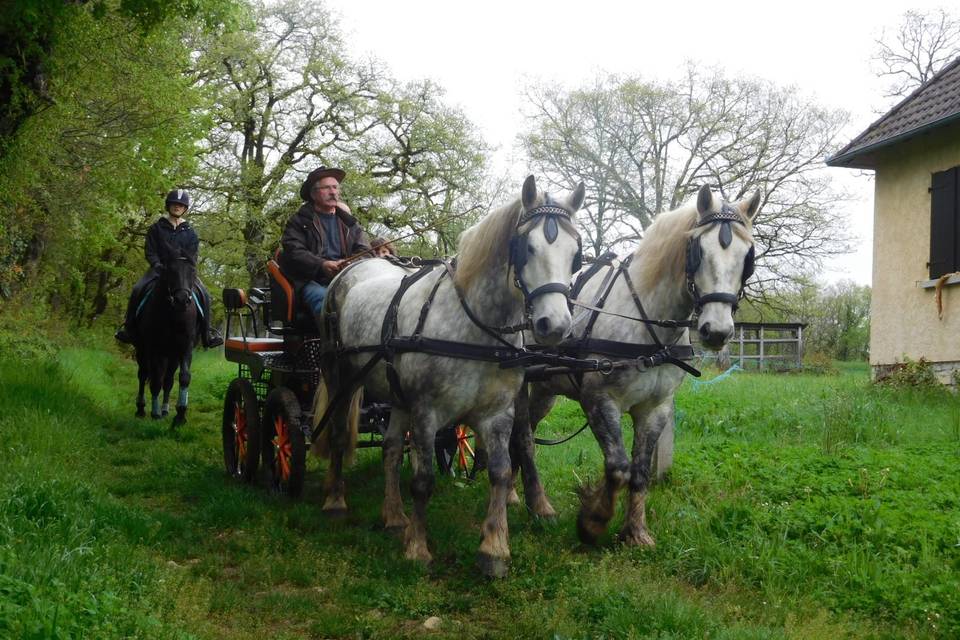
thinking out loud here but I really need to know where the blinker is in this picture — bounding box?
[544,215,559,243]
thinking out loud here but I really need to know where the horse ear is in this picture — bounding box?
[696,185,713,216]
[740,190,762,221]
[568,182,586,213]
[522,175,537,210]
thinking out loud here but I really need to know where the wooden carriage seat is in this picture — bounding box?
[267,258,317,334]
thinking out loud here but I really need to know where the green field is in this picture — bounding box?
[1,346,958,639]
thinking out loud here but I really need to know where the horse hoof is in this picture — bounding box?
[151,413,162,420]
[322,506,348,519]
[506,488,521,506]
[618,527,656,547]
[162,410,169,417]
[135,409,145,418]
[171,417,186,429]
[476,552,510,579]
[576,510,606,545]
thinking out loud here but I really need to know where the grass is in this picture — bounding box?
[1,343,958,638]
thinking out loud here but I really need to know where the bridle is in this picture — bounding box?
[508,201,583,313]
[164,257,196,309]
[684,203,755,315]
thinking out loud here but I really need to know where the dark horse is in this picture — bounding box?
[134,254,197,427]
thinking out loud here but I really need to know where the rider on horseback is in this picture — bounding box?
[115,189,223,348]
[278,166,371,331]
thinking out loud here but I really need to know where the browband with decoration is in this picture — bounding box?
[518,204,573,227]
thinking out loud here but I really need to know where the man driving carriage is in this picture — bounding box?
[115,189,223,348]
[278,166,371,331]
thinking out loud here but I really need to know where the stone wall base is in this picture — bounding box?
[872,359,960,388]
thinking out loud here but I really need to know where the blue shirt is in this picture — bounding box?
[316,213,343,260]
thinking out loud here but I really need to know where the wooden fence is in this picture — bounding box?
[696,322,807,370]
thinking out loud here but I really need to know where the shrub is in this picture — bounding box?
[876,357,942,389]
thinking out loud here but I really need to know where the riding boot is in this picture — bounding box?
[196,282,223,348]
[115,289,139,343]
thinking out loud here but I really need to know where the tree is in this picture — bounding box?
[520,66,851,293]
[0,4,232,320]
[192,0,489,286]
[0,0,241,158]
[740,278,871,361]
[873,8,960,99]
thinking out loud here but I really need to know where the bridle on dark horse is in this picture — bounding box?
[162,256,196,310]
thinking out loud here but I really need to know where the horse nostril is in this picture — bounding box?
[535,317,552,335]
[699,322,712,339]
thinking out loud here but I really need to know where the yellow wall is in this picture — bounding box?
[871,122,960,373]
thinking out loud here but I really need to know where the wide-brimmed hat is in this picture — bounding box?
[300,166,346,201]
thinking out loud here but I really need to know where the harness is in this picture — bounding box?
[555,206,757,382]
[313,202,585,433]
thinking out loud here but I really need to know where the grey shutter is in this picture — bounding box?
[929,167,958,279]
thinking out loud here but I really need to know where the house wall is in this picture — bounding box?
[871,121,960,382]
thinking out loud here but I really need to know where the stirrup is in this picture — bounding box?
[205,329,224,348]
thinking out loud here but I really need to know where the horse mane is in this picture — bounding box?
[454,197,527,291]
[632,199,752,292]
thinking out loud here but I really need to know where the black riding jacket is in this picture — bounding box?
[145,217,199,272]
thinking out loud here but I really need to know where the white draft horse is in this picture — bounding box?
[511,185,760,546]
[315,176,585,577]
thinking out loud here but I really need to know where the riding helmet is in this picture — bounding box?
[165,189,192,211]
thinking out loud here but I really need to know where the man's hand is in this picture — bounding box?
[321,259,346,278]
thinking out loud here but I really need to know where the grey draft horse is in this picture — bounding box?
[511,185,760,546]
[314,175,585,577]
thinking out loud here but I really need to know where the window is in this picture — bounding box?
[929,166,960,279]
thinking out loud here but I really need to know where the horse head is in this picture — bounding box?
[686,185,760,350]
[161,253,197,312]
[512,175,585,345]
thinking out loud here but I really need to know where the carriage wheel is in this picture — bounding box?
[262,387,306,498]
[222,378,260,482]
[435,425,476,477]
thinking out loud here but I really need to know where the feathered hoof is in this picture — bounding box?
[404,541,433,564]
[135,407,146,418]
[506,488,521,506]
[151,412,162,420]
[382,513,409,534]
[322,497,348,518]
[618,526,656,547]
[477,551,510,579]
[322,506,348,519]
[576,509,607,545]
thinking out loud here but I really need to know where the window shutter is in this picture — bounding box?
[929,167,958,279]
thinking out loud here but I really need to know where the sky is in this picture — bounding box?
[331,0,951,286]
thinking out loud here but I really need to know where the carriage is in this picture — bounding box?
[219,257,475,498]
[209,177,756,577]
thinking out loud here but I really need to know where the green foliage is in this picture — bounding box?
[194,0,490,287]
[800,352,838,375]
[877,357,944,390]
[3,343,959,638]
[742,278,871,362]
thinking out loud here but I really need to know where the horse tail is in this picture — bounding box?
[311,379,362,466]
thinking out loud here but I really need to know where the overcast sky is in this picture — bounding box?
[332,0,951,286]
